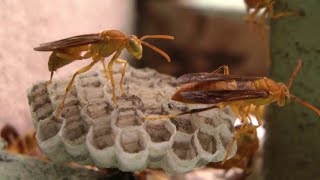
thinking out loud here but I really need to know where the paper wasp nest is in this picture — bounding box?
[27,64,237,174]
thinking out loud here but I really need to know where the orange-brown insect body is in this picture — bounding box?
[172,61,319,125]
[172,78,286,106]
[168,61,319,167]
[34,29,174,118]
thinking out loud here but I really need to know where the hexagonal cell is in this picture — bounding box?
[80,87,105,101]
[28,83,47,97]
[116,95,144,110]
[144,121,174,143]
[143,103,166,116]
[91,124,115,150]
[35,103,54,121]
[171,115,197,134]
[172,136,198,160]
[197,131,217,154]
[166,101,189,112]
[115,108,144,128]
[130,68,157,80]
[61,120,88,142]
[61,106,80,119]
[85,100,114,120]
[120,129,147,153]
[78,76,102,88]
[78,71,99,79]
[38,120,61,142]
[29,95,50,111]
[155,73,177,87]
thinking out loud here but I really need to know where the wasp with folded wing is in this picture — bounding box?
[34,30,174,117]
[168,59,319,165]
[172,60,319,126]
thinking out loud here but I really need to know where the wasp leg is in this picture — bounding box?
[239,105,251,125]
[245,2,263,32]
[115,59,128,96]
[266,0,298,20]
[100,59,110,81]
[107,51,122,106]
[230,104,242,120]
[55,60,99,118]
[144,114,176,121]
[46,71,54,86]
[256,9,271,66]
[254,105,264,127]
[212,65,229,75]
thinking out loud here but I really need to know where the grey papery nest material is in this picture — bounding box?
[27,64,237,174]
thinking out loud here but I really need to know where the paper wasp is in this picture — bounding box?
[34,30,174,117]
[171,60,319,125]
[244,0,299,27]
[146,59,319,164]
[244,0,301,66]
[169,59,319,163]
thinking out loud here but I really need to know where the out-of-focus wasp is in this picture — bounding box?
[244,0,301,66]
[34,30,174,117]
[244,0,299,28]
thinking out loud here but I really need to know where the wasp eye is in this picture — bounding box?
[129,39,140,52]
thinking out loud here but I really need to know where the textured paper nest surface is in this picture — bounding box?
[27,64,237,174]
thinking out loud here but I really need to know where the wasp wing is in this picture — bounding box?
[177,72,263,85]
[179,90,269,104]
[34,33,104,51]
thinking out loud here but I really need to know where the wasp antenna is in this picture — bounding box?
[287,59,302,90]
[141,41,171,62]
[140,35,174,41]
[290,94,320,116]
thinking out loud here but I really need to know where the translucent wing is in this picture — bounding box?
[34,33,104,51]
[176,72,263,85]
[178,90,269,104]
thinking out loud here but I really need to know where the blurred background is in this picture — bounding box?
[0,0,269,179]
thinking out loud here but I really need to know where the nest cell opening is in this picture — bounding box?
[144,122,173,143]
[116,95,144,110]
[131,68,156,79]
[35,103,54,120]
[79,76,102,88]
[86,101,114,119]
[31,95,50,111]
[120,130,147,153]
[92,125,115,150]
[63,120,88,141]
[116,108,144,128]
[30,83,47,97]
[171,115,196,134]
[38,120,60,141]
[197,131,217,154]
[61,106,80,119]
[172,137,198,160]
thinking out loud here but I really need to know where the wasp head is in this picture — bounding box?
[127,35,142,60]
[277,82,290,106]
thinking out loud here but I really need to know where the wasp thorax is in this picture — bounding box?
[127,35,142,60]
